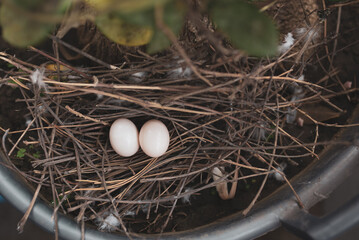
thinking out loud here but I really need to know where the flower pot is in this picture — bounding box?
[1,104,358,240]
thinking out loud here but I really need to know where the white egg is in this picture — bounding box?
[109,118,139,157]
[139,120,170,158]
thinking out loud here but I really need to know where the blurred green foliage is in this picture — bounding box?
[0,0,71,47]
[208,0,278,56]
[0,0,279,56]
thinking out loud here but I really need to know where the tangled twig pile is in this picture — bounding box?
[0,41,351,234]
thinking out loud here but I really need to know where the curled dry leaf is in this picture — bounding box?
[212,165,238,200]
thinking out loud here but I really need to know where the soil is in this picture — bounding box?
[0,87,26,131]
[0,0,359,237]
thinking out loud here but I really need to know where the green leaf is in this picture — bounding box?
[6,63,16,69]
[33,151,41,159]
[0,1,71,48]
[95,12,154,46]
[16,148,26,158]
[51,195,64,206]
[86,0,170,13]
[147,1,185,54]
[116,7,155,27]
[10,0,44,10]
[9,0,72,12]
[0,5,52,47]
[208,0,278,56]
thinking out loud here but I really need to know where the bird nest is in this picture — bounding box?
[0,0,356,236]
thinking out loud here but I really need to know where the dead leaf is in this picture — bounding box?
[297,103,343,124]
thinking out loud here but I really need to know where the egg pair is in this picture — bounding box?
[109,118,170,158]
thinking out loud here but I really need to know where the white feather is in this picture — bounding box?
[286,107,297,124]
[96,94,104,100]
[30,68,47,90]
[168,66,192,78]
[252,123,267,141]
[295,27,319,42]
[181,187,193,204]
[130,72,146,83]
[286,75,305,124]
[270,162,287,182]
[25,118,33,127]
[278,33,295,54]
[97,212,121,232]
